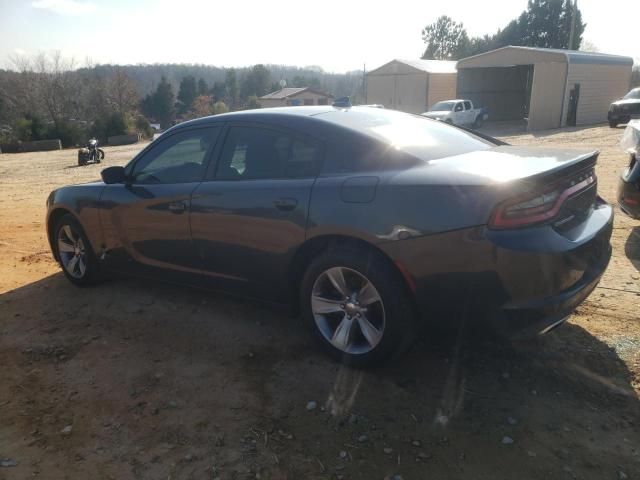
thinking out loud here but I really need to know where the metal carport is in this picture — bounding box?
[456,46,633,130]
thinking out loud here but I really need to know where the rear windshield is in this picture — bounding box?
[623,89,640,100]
[316,107,494,161]
[430,101,455,111]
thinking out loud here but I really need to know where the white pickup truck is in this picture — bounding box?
[421,99,488,129]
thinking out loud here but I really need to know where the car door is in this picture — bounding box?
[463,101,474,125]
[190,123,322,300]
[100,126,221,276]
[453,102,464,124]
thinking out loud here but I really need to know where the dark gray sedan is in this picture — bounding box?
[46,107,612,366]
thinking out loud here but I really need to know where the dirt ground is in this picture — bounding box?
[0,125,639,480]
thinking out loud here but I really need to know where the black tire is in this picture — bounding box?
[445,119,453,125]
[97,149,105,160]
[53,214,103,286]
[609,121,618,128]
[77,153,86,166]
[300,245,416,367]
[474,115,484,129]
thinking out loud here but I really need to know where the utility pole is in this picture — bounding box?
[568,0,577,50]
[363,63,367,104]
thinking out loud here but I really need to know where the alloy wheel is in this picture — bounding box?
[57,224,87,279]
[311,267,386,355]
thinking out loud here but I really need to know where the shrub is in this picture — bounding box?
[244,95,262,110]
[48,121,87,147]
[14,118,33,141]
[134,115,155,139]
[91,112,131,143]
[213,101,229,115]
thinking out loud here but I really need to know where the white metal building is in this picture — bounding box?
[259,87,334,108]
[366,59,457,114]
[456,46,633,130]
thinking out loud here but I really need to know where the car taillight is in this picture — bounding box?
[489,173,596,229]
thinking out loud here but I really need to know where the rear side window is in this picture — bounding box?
[215,126,322,180]
[464,101,472,110]
[322,132,387,174]
[316,108,493,164]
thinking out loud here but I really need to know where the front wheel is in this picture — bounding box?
[97,148,105,160]
[300,247,416,367]
[54,214,103,286]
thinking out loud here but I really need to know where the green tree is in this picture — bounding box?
[197,78,208,96]
[210,81,226,101]
[177,75,197,112]
[14,117,33,141]
[141,76,175,129]
[421,16,470,60]
[291,75,321,89]
[464,0,585,56]
[225,68,238,109]
[240,64,271,99]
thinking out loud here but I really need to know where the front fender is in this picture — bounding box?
[46,183,106,261]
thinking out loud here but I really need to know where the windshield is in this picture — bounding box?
[430,101,456,111]
[623,89,640,100]
[317,107,494,161]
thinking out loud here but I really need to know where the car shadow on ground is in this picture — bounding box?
[625,226,640,272]
[1,273,639,479]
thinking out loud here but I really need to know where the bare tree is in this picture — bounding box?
[107,66,138,114]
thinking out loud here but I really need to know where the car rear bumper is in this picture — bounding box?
[492,249,608,338]
[380,201,613,336]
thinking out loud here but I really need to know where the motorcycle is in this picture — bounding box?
[77,138,105,166]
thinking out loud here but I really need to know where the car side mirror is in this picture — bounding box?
[101,166,127,184]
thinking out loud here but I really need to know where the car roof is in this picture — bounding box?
[171,106,334,128]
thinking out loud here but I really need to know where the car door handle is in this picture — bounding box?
[274,198,297,211]
[168,201,186,214]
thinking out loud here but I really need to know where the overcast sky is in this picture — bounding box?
[0,0,638,72]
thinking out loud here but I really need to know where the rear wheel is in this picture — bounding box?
[609,121,618,128]
[300,247,416,367]
[474,115,484,128]
[54,214,102,286]
[97,148,105,160]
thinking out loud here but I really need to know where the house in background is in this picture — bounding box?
[259,87,334,108]
[366,59,458,114]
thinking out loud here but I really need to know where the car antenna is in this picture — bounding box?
[332,96,352,108]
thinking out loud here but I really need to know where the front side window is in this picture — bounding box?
[431,101,455,111]
[215,126,321,180]
[454,103,464,112]
[130,127,220,184]
[623,89,640,100]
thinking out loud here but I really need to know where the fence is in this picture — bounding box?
[0,139,62,153]
[108,133,141,146]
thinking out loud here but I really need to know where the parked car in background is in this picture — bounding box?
[46,107,612,366]
[608,87,640,128]
[421,99,488,128]
[618,120,640,218]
